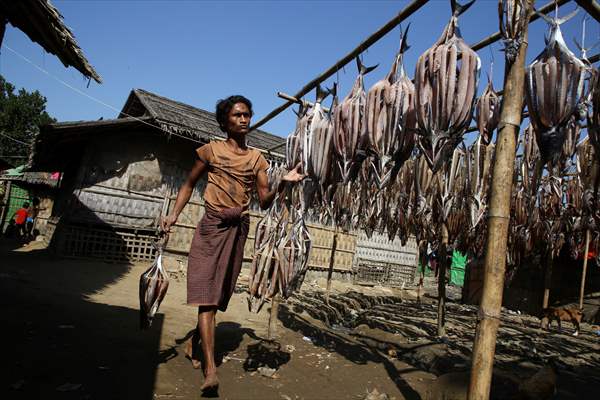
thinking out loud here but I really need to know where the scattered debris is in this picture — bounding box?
[363,388,389,400]
[56,382,82,392]
[285,344,296,353]
[302,336,313,343]
[258,366,278,378]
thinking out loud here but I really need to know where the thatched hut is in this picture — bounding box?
[0,0,101,82]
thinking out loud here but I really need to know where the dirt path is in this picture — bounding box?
[1,240,599,399]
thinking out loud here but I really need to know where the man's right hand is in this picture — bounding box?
[160,214,178,233]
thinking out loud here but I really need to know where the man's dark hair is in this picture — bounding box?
[215,95,253,132]
[22,202,30,208]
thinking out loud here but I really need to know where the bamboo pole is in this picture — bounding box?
[267,295,280,340]
[325,231,339,305]
[0,180,11,231]
[437,223,449,337]
[542,256,554,308]
[579,229,591,310]
[575,0,600,23]
[467,2,532,398]
[277,92,331,113]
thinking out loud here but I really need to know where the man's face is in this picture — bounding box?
[225,102,251,135]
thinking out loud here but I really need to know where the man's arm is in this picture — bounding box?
[160,159,207,232]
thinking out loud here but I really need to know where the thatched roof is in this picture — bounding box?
[0,0,101,83]
[30,89,286,171]
[120,89,284,150]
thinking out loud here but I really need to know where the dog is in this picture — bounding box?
[540,306,582,336]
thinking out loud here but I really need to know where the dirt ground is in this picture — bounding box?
[1,239,599,399]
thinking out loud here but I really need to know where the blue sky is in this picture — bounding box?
[0,0,595,140]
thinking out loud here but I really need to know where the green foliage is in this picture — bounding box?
[0,75,56,165]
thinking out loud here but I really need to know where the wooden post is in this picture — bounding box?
[267,295,280,340]
[437,223,449,337]
[467,2,531,399]
[325,231,339,305]
[542,256,554,309]
[0,180,12,232]
[579,229,591,310]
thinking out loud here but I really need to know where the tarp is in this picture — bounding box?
[3,165,26,176]
[450,250,467,286]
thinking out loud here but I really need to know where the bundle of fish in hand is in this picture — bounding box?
[414,0,480,172]
[139,233,170,330]
[525,8,586,168]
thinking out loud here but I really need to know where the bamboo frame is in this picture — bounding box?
[468,1,533,398]
[579,229,591,309]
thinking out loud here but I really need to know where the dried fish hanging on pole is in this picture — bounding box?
[364,26,416,189]
[139,234,170,330]
[302,86,331,210]
[525,8,586,168]
[412,154,435,246]
[508,125,540,267]
[308,85,337,214]
[433,146,468,249]
[475,74,502,145]
[498,0,529,64]
[277,190,313,300]
[465,137,495,257]
[334,57,378,184]
[332,57,377,228]
[414,0,481,172]
[286,101,311,171]
[248,197,286,313]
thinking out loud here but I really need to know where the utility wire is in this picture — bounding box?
[0,130,29,146]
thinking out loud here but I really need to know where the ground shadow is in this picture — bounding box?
[0,244,163,400]
[278,303,423,400]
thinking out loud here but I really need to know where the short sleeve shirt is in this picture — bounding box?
[196,141,269,212]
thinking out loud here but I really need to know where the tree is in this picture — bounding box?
[0,74,56,166]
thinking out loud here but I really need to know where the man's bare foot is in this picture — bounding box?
[184,338,201,369]
[201,370,219,391]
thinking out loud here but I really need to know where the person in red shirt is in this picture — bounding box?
[13,202,29,239]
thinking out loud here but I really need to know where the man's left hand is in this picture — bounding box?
[282,163,306,183]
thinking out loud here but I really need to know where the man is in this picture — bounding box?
[160,95,303,392]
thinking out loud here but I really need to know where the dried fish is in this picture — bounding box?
[526,8,586,166]
[139,235,170,330]
[365,26,416,188]
[475,77,501,145]
[333,57,377,184]
[415,0,481,172]
[498,0,529,64]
